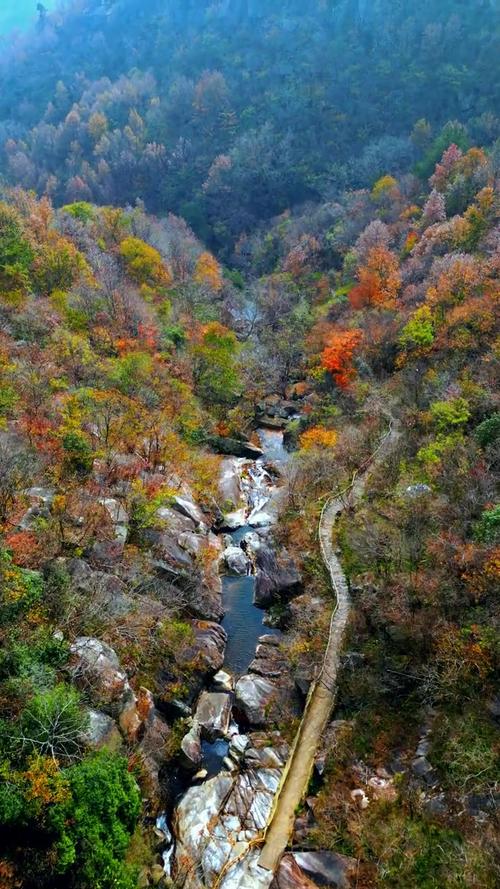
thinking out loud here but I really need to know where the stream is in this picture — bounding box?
[221,428,289,675]
[159,427,291,877]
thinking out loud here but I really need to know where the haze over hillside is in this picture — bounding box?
[0,1,58,35]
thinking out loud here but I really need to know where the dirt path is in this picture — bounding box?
[258,418,399,873]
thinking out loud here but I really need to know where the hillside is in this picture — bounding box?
[0,0,498,251]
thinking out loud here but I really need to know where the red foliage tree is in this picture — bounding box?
[321,328,363,389]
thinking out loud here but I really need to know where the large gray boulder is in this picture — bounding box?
[254,544,302,607]
[195,691,232,740]
[69,637,129,705]
[223,544,250,575]
[292,852,357,889]
[234,675,278,726]
[81,709,122,751]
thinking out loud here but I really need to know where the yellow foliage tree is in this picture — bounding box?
[194,251,223,292]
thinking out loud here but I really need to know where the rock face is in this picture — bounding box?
[152,495,224,621]
[254,544,303,607]
[98,497,129,543]
[219,458,244,509]
[174,734,287,889]
[66,559,133,617]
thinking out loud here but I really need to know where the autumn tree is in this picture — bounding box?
[321,328,363,389]
[349,246,401,310]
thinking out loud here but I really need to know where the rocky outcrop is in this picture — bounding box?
[189,621,228,674]
[69,637,129,706]
[69,638,158,744]
[254,544,303,607]
[153,497,223,620]
[66,558,134,617]
[174,734,288,889]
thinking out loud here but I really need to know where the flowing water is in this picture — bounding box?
[220,429,289,676]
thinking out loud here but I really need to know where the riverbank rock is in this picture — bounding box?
[248,636,286,678]
[189,621,228,674]
[234,674,278,725]
[195,691,232,740]
[209,434,264,460]
[219,457,244,509]
[254,544,303,607]
[174,734,285,889]
[212,669,234,692]
[223,544,250,575]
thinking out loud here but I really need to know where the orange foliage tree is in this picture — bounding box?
[349,245,401,309]
[321,328,363,389]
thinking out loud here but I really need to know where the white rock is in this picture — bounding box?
[223,545,250,575]
[213,669,234,692]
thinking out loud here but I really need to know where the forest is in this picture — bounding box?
[0,2,498,889]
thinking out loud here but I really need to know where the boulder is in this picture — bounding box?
[81,709,122,751]
[189,621,227,674]
[248,637,286,679]
[172,496,207,529]
[220,508,247,531]
[66,559,133,617]
[195,691,232,740]
[234,675,278,725]
[181,722,203,769]
[271,854,319,889]
[223,545,250,575]
[98,497,129,544]
[254,544,303,607]
[156,506,196,536]
[292,851,357,889]
[208,435,264,460]
[88,538,125,565]
[212,669,234,692]
[69,637,129,706]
